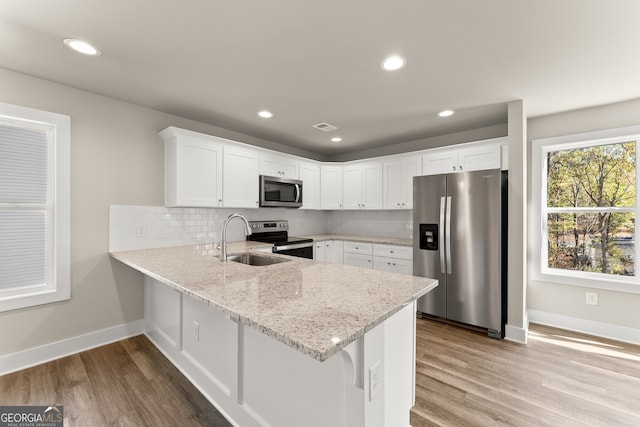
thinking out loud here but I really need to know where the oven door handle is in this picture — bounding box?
[273,242,313,251]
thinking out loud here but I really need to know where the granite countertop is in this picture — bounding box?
[110,241,437,362]
[301,234,412,247]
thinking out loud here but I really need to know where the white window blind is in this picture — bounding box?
[0,124,49,203]
[0,212,47,289]
[0,101,70,312]
[0,121,51,292]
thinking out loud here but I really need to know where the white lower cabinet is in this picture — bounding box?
[343,242,373,269]
[372,244,413,275]
[144,276,417,427]
[145,276,181,349]
[315,240,344,263]
[373,256,412,275]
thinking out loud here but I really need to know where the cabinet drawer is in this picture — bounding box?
[343,241,373,255]
[343,252,373,269]
[373,244,412,260]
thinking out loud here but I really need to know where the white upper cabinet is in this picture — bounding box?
[342,162,382,210]
[422,140,503,176]
[299,161,321,210]
[422,150,458,176]
[320,165,343,209]
[342,164,363,209]
[223,144,260,208]
[160,127,223,207]
[362,162,383,209]
[161,127,507,209]
[383,155,421,209]
[260,153,299,179]
[457,144,501,172]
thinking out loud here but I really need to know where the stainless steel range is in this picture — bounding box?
[247,220,314,259]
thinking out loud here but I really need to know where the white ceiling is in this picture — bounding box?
[2,0,640,157]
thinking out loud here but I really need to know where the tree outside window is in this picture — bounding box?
[545,141,636,276]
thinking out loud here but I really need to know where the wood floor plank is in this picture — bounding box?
[411,319,640,427]
[0,335,230,427]
[1,322,639,426]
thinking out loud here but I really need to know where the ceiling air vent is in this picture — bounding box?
[312,122,338,132]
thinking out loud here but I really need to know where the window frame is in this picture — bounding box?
[531,125,640,295]
[0,101,70,312]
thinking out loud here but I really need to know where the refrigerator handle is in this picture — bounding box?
[439,196,446,273]
[445,196,452,274]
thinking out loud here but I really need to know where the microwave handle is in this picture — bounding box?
[294,184,301,203]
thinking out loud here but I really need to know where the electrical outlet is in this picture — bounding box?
[193,321,200,341]
[369,361,382,401]
[136,226,146,237]
[586,292,598,306]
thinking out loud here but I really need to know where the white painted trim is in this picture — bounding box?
[528,309,640,346]
[0,319,145,376]
[504,323,528,344]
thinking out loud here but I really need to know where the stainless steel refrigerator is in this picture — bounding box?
[413,169,507,338]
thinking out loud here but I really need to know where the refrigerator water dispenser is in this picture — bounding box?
[419,224,438,250]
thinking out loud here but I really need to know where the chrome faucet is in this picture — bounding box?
[220,213,252,261]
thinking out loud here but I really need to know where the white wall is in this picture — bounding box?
[528,98,640,339]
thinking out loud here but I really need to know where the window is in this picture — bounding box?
[532,125,640,294]
[0,102,70,311]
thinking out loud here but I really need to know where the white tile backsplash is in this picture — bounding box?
[109,205,328,251]
[326,210,412,239]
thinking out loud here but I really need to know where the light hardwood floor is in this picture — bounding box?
[0,335,231,426]
[411,319,640,427]
[1,321,638,426]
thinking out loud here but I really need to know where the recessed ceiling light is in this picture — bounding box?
[331,137,342,142]
[258,110,273,118]
[63,38,101,56]
[438,110,455,117]
[381,55,406,71]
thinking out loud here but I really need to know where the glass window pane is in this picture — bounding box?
[547,212,635,276]
[547,142,636,208]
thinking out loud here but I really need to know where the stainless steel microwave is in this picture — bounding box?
[259,175,303,208]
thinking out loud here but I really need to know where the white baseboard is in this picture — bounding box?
[505,323,528,344]
[528,309,640,346]
[0,319,145,376]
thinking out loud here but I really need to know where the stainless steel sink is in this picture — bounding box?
[226,252,290,266]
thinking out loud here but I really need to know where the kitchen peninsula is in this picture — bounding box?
[110,241,437,427]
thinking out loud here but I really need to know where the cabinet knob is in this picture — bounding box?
[368,259,371,263]
[459,165,463,170]
[390,250,394,253]
[452,166,456,171]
